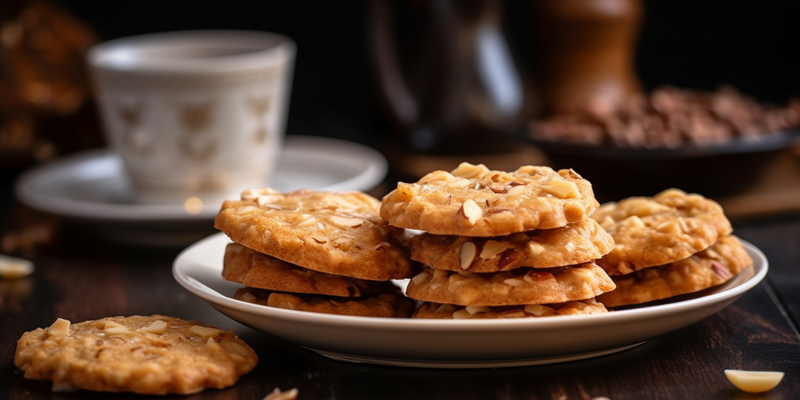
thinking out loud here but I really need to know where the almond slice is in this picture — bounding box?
[460,242,478,270]
[542,177,581,199]
[459,199,482,225]
[138,320,168,335]
[329,215,364,229]
[724,370,784,393]
[48,318,71,337]
[479,240,513,260]
[190,325,221,338]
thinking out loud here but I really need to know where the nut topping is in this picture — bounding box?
[460,242,478,270]
[542,177,581,199]
[459,199,483,225]
[329,215,364,229]
[190,325,221,338]
[48,318,71,337]
[138,320,168,335]
[479,240,513,260]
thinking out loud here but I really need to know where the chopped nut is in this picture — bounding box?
[190,325,221,338]
[497,249,522,269]
[525,304,553,316]
[479,240,513,260]
[542,177,581,199]
[48,318,71,336]
[297,214,316,226]
[459,199,483,225]
[103,321,130,334]
[622,215,645,229]
[489,183,507,194]
[506,184,527,197]
[239,292,257,303]
[0,254,35,280]
[523,270,551,283]
[138,320,168,335]
[263,388,299,400]
[527,242,545,256]
[459,242,478,270]
[450,162,485,179]
[465,305,491,315]
[724,370,784,393]
[329,215,364,229]
[503,278,524,286]
[711,262,732,279]
[257,195,282,206]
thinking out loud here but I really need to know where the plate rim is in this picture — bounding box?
[173,232,768,332]
[14,135,387,222]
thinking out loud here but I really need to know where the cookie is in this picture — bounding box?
[592,188,733,275]
[412,299,608,319]
[223,243,396,297]
[14,315,257,395]
[234,287,416,318]
[405,263,615,306]
[380,162,599,236]
[597,236,752,307]
[215,188,415,280]
[411,219,614,272]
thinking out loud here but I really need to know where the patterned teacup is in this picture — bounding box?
[88,30,295,205]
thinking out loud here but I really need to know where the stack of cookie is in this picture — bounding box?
[214,188,417,318]
[380,162,618,319]
[591,189,753,307]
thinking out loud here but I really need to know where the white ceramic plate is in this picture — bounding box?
[173,233,768,369]
[15,135,386,246]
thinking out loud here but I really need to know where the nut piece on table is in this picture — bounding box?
[0,254,35,279]
[724,370,784,393]
[263,388,299,400]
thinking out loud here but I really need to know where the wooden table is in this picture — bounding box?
[1,178,799,400]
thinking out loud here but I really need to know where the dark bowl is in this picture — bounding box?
[532,129,800,203]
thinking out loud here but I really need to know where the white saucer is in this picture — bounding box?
[15,135,387,246]
[173,233,768,368]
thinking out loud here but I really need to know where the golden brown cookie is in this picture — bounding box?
[223,243,396,297]
[592,188,733,275]
[380,163,599,236]
[14,315,257,395]
[597,236,752,307]
[411,219,614,272]
[412,299,608,319]
[234,287,416,318]
[405,263,615,306]
[215,188,415,280]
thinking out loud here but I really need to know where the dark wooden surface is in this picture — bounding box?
[1,184,800,399]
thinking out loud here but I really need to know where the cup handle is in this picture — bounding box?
[365,0,419,131]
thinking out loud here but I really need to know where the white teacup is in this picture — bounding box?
[88,30,295,205]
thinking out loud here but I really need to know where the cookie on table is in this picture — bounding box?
[14,315,257,395]
[597,236,752,307]
[223,243,396,297]
[412,299,608,319]
[411,218,614,273]
[234,287,416,318]
[592,188,733,275]
[405,263,615,306]
[380,162,600,237]
[215,188,416,281]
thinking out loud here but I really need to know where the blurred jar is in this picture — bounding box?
[0,0,101,170]
[367,0,537,155]
[530,0,642,115]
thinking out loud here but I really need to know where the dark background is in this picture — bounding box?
[56,0,800,147]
